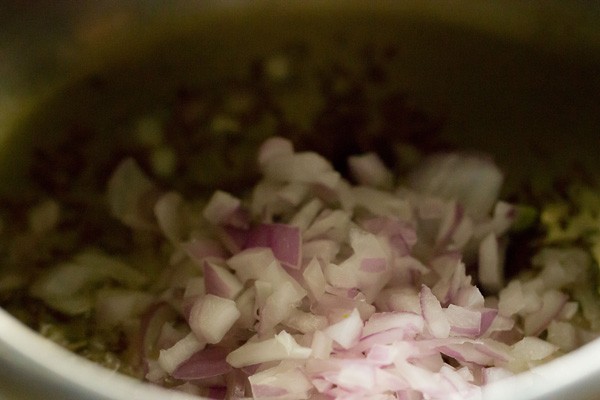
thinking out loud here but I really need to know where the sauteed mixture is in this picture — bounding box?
[0,46,599,399]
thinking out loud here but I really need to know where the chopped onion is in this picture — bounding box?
[444,304,482,337]
[94,288,154,327]
[158,332,206,374]
[258,281,301,334]
[257,136,295,167]
[362,312,425,338]
[324,309,363,349]
[154,191,186,243]
[523,290,568,336]
[171,346,232,380]
[107,158,158,230]
[509,336,558,369]
[182,237,227,265]
[246,223,302,269]
[408,153,503,221]
[262,151,337,186]
[420,285,451,339]
[30,251,147,314]
[188,294,241,344]
[202,190,247,228]
[226,331,312,368]
[227,248,307,300]
[348,152,394,189]
[203,261,243,300]
[89,138,600,398]
[478,232,504,293]
[249,361,313,399]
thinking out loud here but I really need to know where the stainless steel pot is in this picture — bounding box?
[1,1,600,399]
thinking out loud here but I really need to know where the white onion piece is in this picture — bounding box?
[431,257,471,306]
[452,215,475,250]
[277,182,309,207]
[374,368,410,392]
[30,262,98,299]
[171,346,232,380]
[478,232,504,293]
[302,257,327,301]
[284,309,328,334]
[227,248,307,300]
[444,305,481,337]
[324,309,363,349]
[73,251,147,287]
[314,292,376,322]
[226,331,312,368]
[361,217,417,258]
[519,288,543,316]
[145,359,167,383]
[311,330,333,360]
[302,239,340,264]
[509,336,558,370]
[349,228,389,258]
[362,312,425,338]
[43,295,94,316]
[182,237,227,265]
[202,190,245,227]
[323,261,358,289]
[262,152,335,184]
[523,290,568,336]
[235,286,257,329]
[156,322,187,354]
[436,339,510,366]
[188,295,241,344]
[482,366,513,385]
[348,152,394,189]
[352,186,412,220]
[547,320,578,352]
[558,301,579,320]
[366,343,401,366]
[420,285,451,339]
[140,302,179,362]
[393,260,429,283]
[94,288,154,327]
[409,153,503,221]
[257,136,295,166]
[107,158,157,230]
[246,223,302,269]
[436,201,464,246]
[249,361,313,399]
[538,258,579,290]
[324,362,377,392]
[374,287,421,314]
[497,280,525,317]
[154,191,186,243]
[250,180,283,221]
[158,332,206,374]
[258,281,301,333]
[203,261,243,299]
[303,209,351,242]
[30,251,146,314]
[289,198,323,231]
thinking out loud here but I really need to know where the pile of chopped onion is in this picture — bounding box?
[30,137,600,399]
